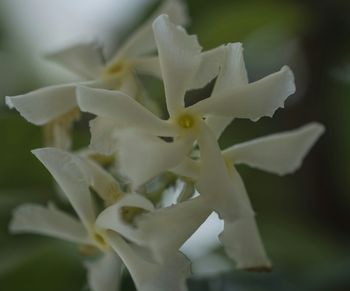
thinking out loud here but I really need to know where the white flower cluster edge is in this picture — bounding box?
[6,1,325,291]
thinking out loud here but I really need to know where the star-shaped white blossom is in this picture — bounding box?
[10,148,191,291]
[76,14,295,189]
[5,0,188,149]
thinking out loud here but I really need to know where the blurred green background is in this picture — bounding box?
[1,0,350,290]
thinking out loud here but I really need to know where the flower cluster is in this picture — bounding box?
[7,1,324,291]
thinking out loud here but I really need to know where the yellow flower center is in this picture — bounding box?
[91,229,109,251]
[177,113,195,129]
[102,59,131,79]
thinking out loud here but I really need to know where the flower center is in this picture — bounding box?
[177,113,195,129]
[91,229,109,251]
[102,60,129,78]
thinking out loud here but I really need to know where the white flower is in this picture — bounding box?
[172,122,325,269]
[9,147,191,291]
[77,14,295,188]
[5,0,188,149]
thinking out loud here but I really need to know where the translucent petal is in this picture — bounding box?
[114,0,189,59]
[223,122,325,175]
[106,233,191,291]
[96,193,154,242]
[85,252,123,291]
[135,196,211,262]
[77,86,175,136]
[6,84,77,125]
[134,56,162,79]
[45,41,104,79]
[220,218,271,271]
[32,148,96,229]
[89,117,121,155]
[153,14,202,116]
[117,131,193,188]
[197,124,254,221]
[9,203,89,245]
[190,66,295,121]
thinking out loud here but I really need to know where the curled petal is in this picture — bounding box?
[189,45,226,90]
[211,43,248,95]
[9,203,89,245]
[153,14,202,116]
[75,157,123,205]
[106,233,190,291]
[190,66,295,121]
[220,218,271,271]
[223,122,325,175]
[6,84,77,125]
[32,148,96,229]
[96,193,154,242]
[204,43,249,137]
[85,252,123,291]
[117,132,193,188]
[45,41,104,79]
[135,196,211,262]
[77,87,175,137]
[197,124,254,221]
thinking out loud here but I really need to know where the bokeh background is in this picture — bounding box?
[1,0,350,290]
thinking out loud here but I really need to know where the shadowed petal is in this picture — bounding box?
[32,148,96,229]
[85,252,123,291]
[45,41,104,79]
[106,233,190,291]
[9,203,89,245]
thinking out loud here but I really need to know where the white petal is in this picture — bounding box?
[106,233,190,291]
[223,122,325,175]
[153,14,202,116]
[6,84,77,125]
[32,148,96,229]
[197,124,254,221]
[220,218,271,271]
[171,157,199,181]
[205,115,234,140]
[115,0,189,59]
[190,66,295,121]
[212,43,248,95]
[134,56,162,79]
[9,203,89,245]
[135,196,211,262]
[45,41,104,79]
[117,132,193,188]
[89,117,121,155]
[189,45,226,90]
[204,43,249,137]
[76,86,175,136]
[96,193,154,242]
[75,157,123,205]
[85,252,123,291]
